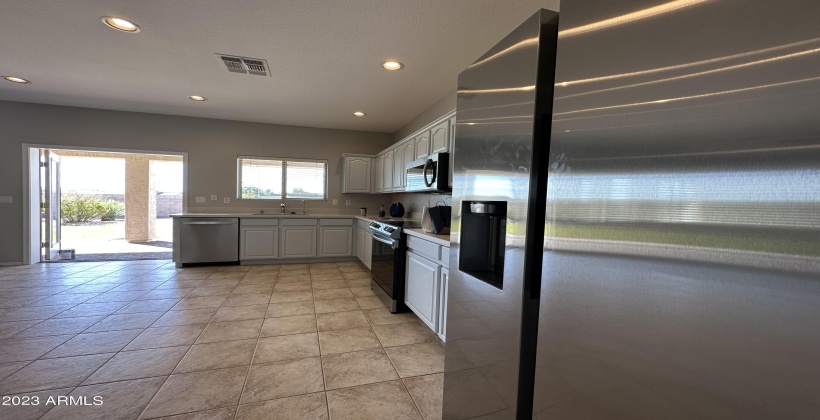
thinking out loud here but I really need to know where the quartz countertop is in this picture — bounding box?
[170,213,451,246]
[404,228,451,247]
[170,213,359,219]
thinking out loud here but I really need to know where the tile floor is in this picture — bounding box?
[0,260,444,420]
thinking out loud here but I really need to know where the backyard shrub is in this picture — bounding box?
[100,200,125,221]
[61,194,108,223]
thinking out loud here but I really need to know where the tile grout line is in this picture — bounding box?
[234,267,280,419]
[3,261,435,419]
[310,268,332,420]
[136,266,250,420]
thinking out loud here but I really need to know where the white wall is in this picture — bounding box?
[0,100,394,263]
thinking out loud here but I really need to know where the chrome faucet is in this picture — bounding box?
[301,200,307,215]
[280,202,286,214]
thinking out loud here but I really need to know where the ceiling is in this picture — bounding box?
[0,0,558,133]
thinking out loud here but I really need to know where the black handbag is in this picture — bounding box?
[427,205,452,234]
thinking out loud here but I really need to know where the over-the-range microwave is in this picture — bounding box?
[405,152,452,193]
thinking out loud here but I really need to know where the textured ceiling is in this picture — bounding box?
[0,0,559,133]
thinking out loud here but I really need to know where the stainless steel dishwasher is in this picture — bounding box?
[178,217,239,265]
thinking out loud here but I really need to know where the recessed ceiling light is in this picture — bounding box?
[3,76,30,84]
[353,111,366,117]
[382,61,404,71]
[102,17,140,33]
[188,95,208,101]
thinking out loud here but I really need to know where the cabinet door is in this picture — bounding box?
[374,155,384,193]
[392,145,405,191]
[430,120,449,154]
[343,156,371,193]
[414,130,431,160]
[363,231,373,269]
[280,226,317,258]
[319,227,353,257]
[356,229,365,263]
[438,267,449,341]
[402,140,416,173]
[240,227,278,260]
[405,251,440,331]
[382,150,394,193]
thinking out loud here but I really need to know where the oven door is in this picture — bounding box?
[370,233,406,312]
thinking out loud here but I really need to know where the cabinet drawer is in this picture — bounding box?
[320,218,354,226]
[280,218,318,226]
[241,218,279,227]
[407,235,440,261]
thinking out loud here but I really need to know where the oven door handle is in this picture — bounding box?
[371,234,398,249]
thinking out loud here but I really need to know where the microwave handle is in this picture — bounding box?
[423,159,437,187]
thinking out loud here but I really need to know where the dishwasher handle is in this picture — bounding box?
[182,220,238,225]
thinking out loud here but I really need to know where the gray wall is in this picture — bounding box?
[392,89,456,141]
[0,100,394,263]
[388,90,456,219]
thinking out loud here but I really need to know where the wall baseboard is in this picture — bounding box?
[0,261,26,266]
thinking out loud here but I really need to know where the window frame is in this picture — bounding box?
[236,155,328,201]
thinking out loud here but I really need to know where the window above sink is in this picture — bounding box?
[237,156,328,201]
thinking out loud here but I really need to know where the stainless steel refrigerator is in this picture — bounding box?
[444,1,820,419]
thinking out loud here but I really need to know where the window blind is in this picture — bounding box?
[237,156,327,200]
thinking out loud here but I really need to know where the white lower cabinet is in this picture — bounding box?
[280,226,318,259]
[438,267,448,341]
[357,225,372,269]
[240,227,279,260]
[319,226,353,257]
[238,217,363,262]
[405,251,440,331]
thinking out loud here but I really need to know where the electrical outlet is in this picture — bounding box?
[332,199,338,205]
[223,197,230,204]
[196,196,206,203]
[345,200,351,206]
[210,194,218,201]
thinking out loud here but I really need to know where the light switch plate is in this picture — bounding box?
[196,196,206,203]
[223,197,230,203]
[0,196,12,204]
[332,199,338,205]
[345,200,351,206]
[210,194,218,201]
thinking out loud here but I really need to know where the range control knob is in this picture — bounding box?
[369,222,381,229]
[385,227,395,233]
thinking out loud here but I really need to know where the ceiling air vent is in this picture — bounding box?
[216,54,270,77]
[220,56,246,74]
[243,59,268,76]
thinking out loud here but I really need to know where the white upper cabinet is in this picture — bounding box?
[401,140,416,167]
[414,130,431,160]
[341,110,454,194]
[342,155,372,193]
[430,120,449,155]
[373,155,384,193]
[382,150,394,193]
[392,144,405,191]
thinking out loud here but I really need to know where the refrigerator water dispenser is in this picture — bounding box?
[459,201,507,289]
